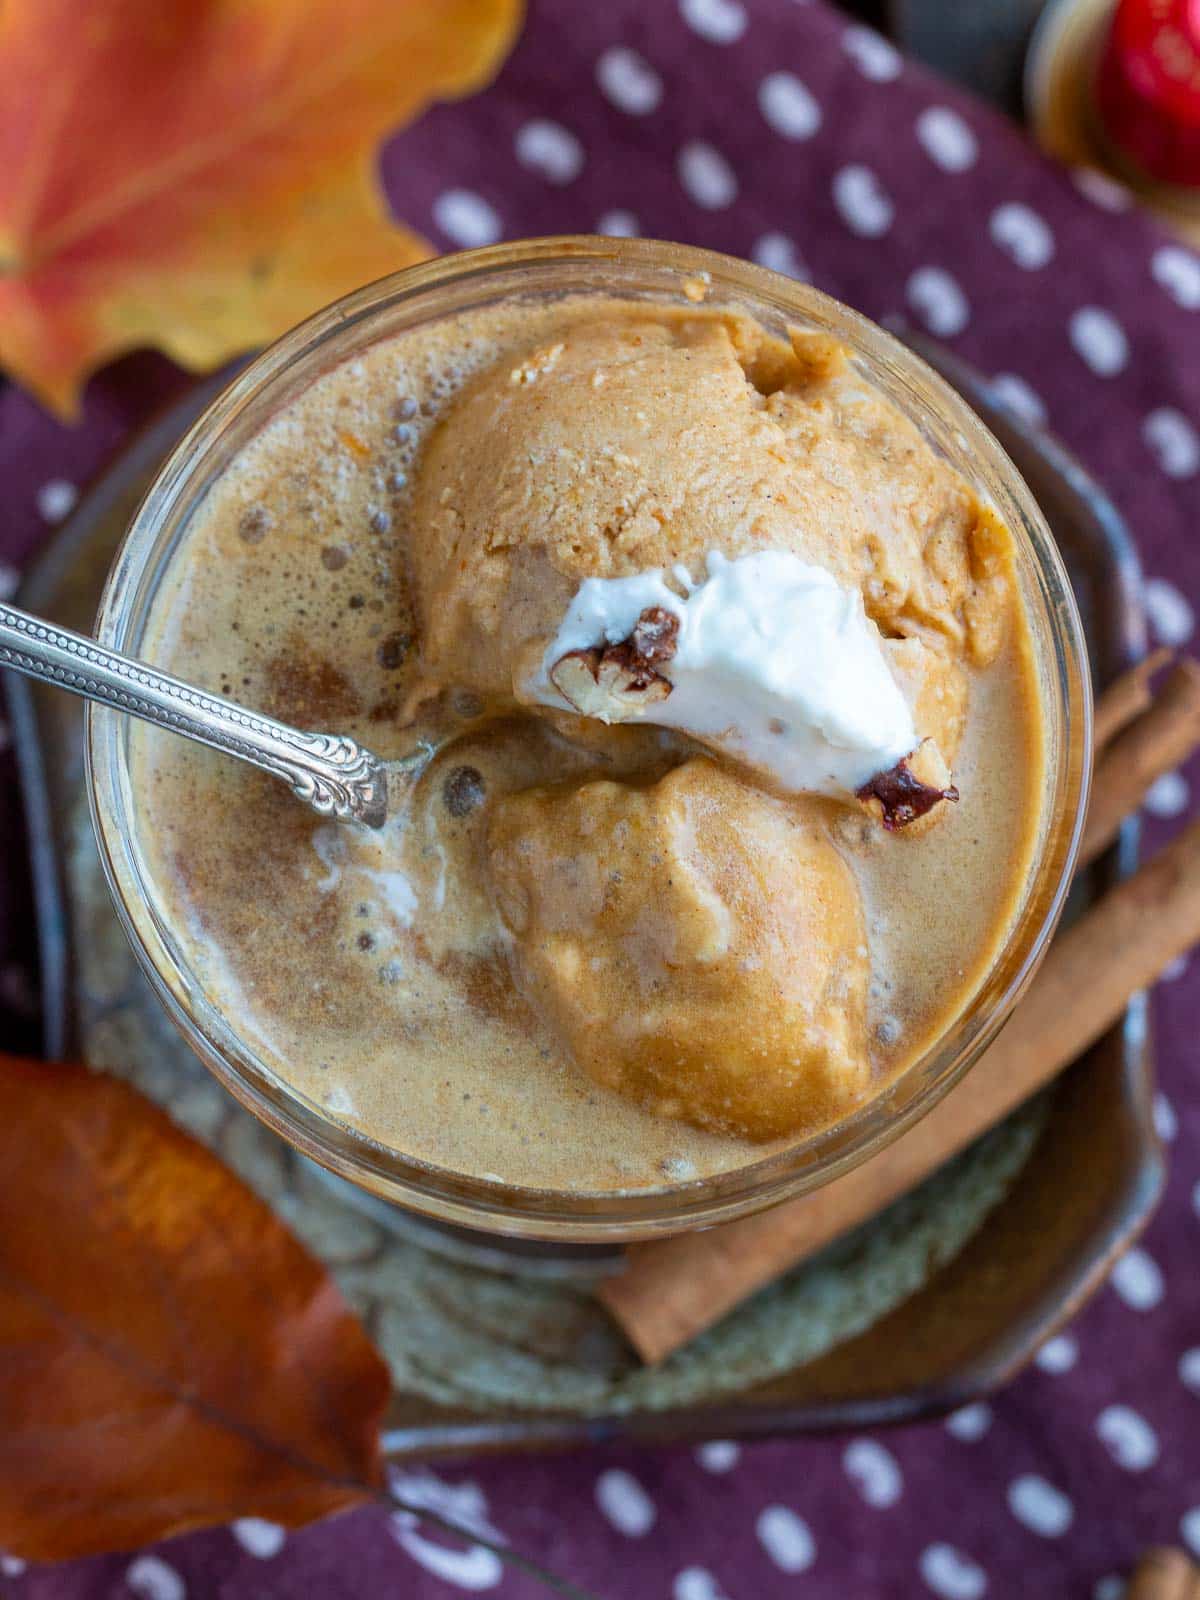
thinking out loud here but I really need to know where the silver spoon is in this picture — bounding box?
[0,600,391,828]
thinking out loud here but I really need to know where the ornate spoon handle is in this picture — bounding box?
[0,601,389,828]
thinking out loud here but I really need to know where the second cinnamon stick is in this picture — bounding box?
[1092,646,1173,748]
[1081,657,1200,865]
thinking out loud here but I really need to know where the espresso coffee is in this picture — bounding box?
[130,296,1045,1192]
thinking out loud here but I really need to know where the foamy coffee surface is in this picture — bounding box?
[131,297,1045,1192]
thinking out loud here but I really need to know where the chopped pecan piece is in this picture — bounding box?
[549,645,672,721]
[630,605,680,666]
[548,606,678,722]
[857,739,959,833]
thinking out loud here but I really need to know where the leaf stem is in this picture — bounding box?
[374,1484,602,1600]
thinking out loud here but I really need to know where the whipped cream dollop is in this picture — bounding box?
[528,550,917,796]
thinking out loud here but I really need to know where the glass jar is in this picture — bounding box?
[87,237,1091,1242]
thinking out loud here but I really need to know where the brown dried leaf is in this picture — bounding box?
[0,1055,390,1561]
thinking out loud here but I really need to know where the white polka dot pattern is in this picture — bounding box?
[1035,1334,1079,1374]
[1181,1508,1200,1560]
[678,141,738,209]
[1145,579,1196,646]
[673,1568,731,1600]
[1144,577,1196,646]
[1093,1577,1125,1600]
[230,1518,286,1558]
[1095,1405,1160,1472]
[843,1438,904,1507]
[695,1439,741,1472]
[1180,1347,1200,1394]
[596,1469,657,1536]
[1151,245,1200,309]
[389,1469,506,1589]
[597,209,641,237]
[596,47,662,116]
[391,1525,504,1590]
[758,72,821,140]
[989,203,1054,269]
[1007,1475,1074,1537]
[1071,167,1133,210]
[1143,409,1200,479]
[680,0,747,45]
[126,1556,187,1600]
[756,1506,816,1572]
[915,107,978,172]
[832,164,893,236]
[432,190,501,249]
[515,119,584,184]
[945,1402,993,1441]
[752,232,808,279]
[907,266,969,336]
[1109,1247,1164,1311]
[842,23,902,80]
[0,562,18,601]
[1145,771,1190,818]
[920,1543,988,1600]
[1069,308,1129,376]
[989,373,1047,427]
[36,478,77,523]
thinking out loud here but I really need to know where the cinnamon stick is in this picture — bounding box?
[1081,657,1200,865]
[1093,646,1173,748]
[600,654,1196,1359]
[1127,1548,1200,1600]
[600,814,1200,1363]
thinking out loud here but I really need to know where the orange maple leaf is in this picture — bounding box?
[0,0,522,418]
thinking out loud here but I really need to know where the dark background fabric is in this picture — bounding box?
[1,2,1197,1594]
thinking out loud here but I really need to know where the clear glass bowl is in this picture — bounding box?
[87,237,1092,1242]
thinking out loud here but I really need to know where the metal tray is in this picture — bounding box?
[7,345,1161,1451]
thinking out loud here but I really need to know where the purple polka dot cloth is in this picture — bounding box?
[2,1,1199,1595]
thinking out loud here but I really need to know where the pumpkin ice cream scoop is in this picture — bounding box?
[486,758,871,1141]
[408,311,999,818]
[410,315,857,701]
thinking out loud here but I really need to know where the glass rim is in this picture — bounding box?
[87,236,1092,1242]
